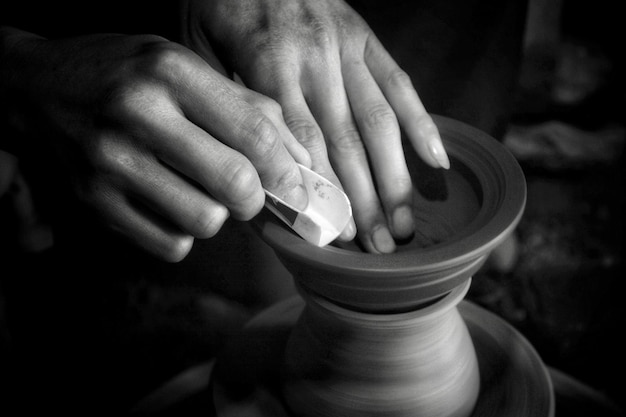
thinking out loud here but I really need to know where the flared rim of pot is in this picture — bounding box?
[254,115,526,311]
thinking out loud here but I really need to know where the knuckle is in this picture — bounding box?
[249,93,283,117]
[310,19,333,49]
[386,68,413,89]
[223,158,257,196]
[253,37,291,60]
[262,97,283,117]
[100,82,161,129]
[266,167,301,195]
[92,138,140,177]
[382,175,413,204]
[416,115,437,131]
[362,104,397,133]
[132,38,189,81]
[287,118,323,149]
[100,39,186,117]
[101,82,144,120]
[330,128,365,156]
[246,115,280,160]
[221,159,264,219]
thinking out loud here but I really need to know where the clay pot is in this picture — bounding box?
[255,115,526,313]
[282,279,479,417]
[252,115,527,417]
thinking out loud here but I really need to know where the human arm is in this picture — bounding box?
[0,26,311,261]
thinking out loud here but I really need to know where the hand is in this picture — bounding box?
[181,0,450,253]
[0,28,311,261]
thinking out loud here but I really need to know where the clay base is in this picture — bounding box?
[211,297,554,417]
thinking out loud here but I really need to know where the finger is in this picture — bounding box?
[237,56,357,241]
[107,138,231,239]
[304,54,394,253]
[364,35,450,170]
[234,85,312,168]
[275,78,357,241]
[93,183,196,263]
[165,55,308,210]
[240,60,333,178]
[342,56,415,240]
[121,95,266,220]
[259,100,312,169]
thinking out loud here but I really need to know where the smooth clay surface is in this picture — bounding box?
[212,295,554,417]
[281,280,480,417]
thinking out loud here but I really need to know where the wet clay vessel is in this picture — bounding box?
[211,115,553,417]
[258,115,527,312]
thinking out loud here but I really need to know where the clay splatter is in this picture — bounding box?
[313,180,331,200]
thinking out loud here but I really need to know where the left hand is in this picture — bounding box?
[181,0,450,253]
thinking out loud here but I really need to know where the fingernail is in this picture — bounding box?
[391,205,414,239]
[372,225,396,254]
[285,183,309,211]
[428,140,450,169]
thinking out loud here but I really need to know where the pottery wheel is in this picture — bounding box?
[211,296,554,417]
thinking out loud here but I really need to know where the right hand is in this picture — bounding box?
[180,0,450,254]
[0,28,311,261]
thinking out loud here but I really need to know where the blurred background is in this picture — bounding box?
[468,0,625,414]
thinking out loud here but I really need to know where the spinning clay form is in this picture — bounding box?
[212,115,552,417]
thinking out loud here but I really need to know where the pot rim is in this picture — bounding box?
[255,114,526,278]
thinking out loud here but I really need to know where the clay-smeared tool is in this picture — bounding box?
[264,164,352,247]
